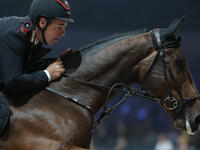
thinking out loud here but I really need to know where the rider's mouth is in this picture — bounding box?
[54,38,59,42]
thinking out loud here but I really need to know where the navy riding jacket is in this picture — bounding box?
[0,16,53,95]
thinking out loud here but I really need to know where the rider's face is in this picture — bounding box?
[45,19,68,46]
[38,18,68,46]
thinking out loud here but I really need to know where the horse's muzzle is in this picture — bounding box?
[173,112,200,135]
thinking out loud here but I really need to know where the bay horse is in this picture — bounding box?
[1,17,200,150]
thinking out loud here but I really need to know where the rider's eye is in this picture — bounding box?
[175,59,185,69]
[56,27,62,30]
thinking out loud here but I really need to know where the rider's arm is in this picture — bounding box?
[0,31,49,93]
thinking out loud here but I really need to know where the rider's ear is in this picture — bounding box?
[39,17,47,29]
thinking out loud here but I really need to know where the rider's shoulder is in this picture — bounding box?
[0,16,34,53]
[0,16,34,38]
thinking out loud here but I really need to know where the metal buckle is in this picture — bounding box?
[163,97,178,110]
[153,28,161,47]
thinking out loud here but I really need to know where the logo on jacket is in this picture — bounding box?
[20,22,32,35]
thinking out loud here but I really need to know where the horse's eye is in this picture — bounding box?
[175,59,185,69]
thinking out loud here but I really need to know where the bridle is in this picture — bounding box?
[149,29,200,110]
[46,28,200,129]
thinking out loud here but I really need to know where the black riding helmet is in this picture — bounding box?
[29,0,74,44]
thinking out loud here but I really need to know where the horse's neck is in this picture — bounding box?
[74,33,153,81]
[51,32,154,114]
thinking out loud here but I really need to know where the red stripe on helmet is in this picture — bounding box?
[56,0,71,11]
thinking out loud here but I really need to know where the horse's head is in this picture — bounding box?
[136,17,200,135]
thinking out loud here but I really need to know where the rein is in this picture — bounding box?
[46,29,200,129]
[61,74,162,129]
[46,73,162,129]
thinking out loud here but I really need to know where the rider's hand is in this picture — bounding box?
[46,59,65,81]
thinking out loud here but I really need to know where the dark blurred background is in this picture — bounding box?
[0,0,200,150]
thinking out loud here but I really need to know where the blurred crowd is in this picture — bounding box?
[91,93,200,150]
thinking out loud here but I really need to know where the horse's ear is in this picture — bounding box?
[160,16,186,42]
[168,16,186,34]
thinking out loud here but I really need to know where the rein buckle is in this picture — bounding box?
[163,97,178,110]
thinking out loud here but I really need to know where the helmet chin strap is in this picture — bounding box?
[41,28,48,45]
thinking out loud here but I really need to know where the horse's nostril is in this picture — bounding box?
[194,115,200,125]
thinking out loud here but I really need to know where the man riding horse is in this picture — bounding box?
[0,0,73,135]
